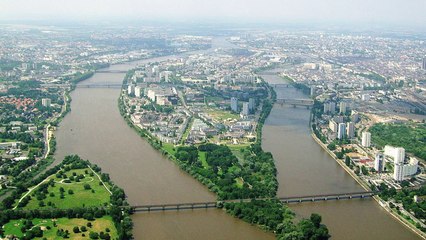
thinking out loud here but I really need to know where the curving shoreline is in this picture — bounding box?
[310,128,426,239]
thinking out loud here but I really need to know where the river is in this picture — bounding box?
[53,38,421,239]
[54,41,274,240]
[261,72,421,240]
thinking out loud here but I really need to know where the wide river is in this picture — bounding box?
[54,40,420,239]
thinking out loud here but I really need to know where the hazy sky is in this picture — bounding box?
[0,0,425,27]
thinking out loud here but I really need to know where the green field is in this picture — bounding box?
[3,216,117,240]
[162,143,176,155]
[20,168,111,210]
[198,151,209,169]
[207,109,239,121]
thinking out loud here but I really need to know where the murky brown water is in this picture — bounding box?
[261,73,421,240]
[54,52,274,239]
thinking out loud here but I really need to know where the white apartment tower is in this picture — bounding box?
[361,132,371,147]
[337,123,346,139]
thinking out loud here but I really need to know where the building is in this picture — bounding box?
[394,163,404,182]
[248,98,255,112]
[329,120,338,132]
[231,97,238,112]
[361,94,370,101]
[241,102,249,116]
[346,122,355,138]
[310,86,315,97]
[423,57,426,70]
[135,86,143,98]
[361,132,371,147]
[403,158,419,177]
[337,123,346,139]
[351,110,360,123]
[384,146,405,164]
[374,153,385,173]
[41,98,51,107]
[128,84,135,95]
[334,115,344,124]
[339,101,348,114]
[323,101,336,114]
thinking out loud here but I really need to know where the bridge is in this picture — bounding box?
[96,70,128,73]
[276,98,314,108]
[75,83,127,89]
[131,191,376,213]
[270,83,291,88]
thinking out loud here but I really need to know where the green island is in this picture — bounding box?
[0,155,133,240]
[118,75,330,239]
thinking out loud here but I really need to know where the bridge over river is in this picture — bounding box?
[131,191,376,212]
[75,83,127,89]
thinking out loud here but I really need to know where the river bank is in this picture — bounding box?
[310,127,426,239]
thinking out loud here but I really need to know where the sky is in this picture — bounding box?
[0,0,425,28]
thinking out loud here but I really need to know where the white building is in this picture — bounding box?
[351,110,360,123]
[361,132,371,147]
[384,146,405,164]
[135,86,143,98]
[128,84,135,95]
[329,120,338,132]
[374,153,385,173]
[337,123,346,139]
[231,97,238,112]
[346,122,355,138]
[403,158,419,177]
[361,94,370,101]
[394,163,404,182]
[41,98,51,107]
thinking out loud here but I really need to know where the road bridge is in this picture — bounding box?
[75,83,127,89]
[96,70,128,73]
[276,98,314,108]
[131,191,376,213]
[270,83,291,88]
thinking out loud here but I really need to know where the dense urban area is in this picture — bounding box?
[0,24,425,240]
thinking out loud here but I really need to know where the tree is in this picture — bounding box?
[310,213,322,228]
[84,184,91,190]
[89,231,99,239]
[345,156,351,167]
[73,226,80,233]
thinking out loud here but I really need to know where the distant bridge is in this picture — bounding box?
[270,83,291,88]
[276,98,314,108]
[131,191,375,212]
[75,83,127,89]
[96,70,128,73]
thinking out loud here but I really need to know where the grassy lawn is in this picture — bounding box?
[228,144,250,164]
[207,109,239,121]
[198,151,209,169]
[180,117,193,144]
[162,143,176,155]
[21,168,111,210]
[3,216,117,239]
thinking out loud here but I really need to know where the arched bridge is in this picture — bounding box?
[131,191,376,213]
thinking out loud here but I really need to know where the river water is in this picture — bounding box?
[261,72,420,240]
[53,39,421,239]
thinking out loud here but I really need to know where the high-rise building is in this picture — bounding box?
[361,132,371,147]
[346,122,355,138]
[329,120,338,132]
[394,147,405,164]
[135,86,143,98]
[41,98,51,107]
[329,102,336,114]
[394,163,404,182]
[248,98,255,112]
[422,57,426,70]
[230,97,238,112]
[128,84,135,95]
[374,153,385,173]
[242,102,249,116]
[339,101,348,114]
[337,123,346,139]
[310,86,315,97]
[351,110,360,123]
